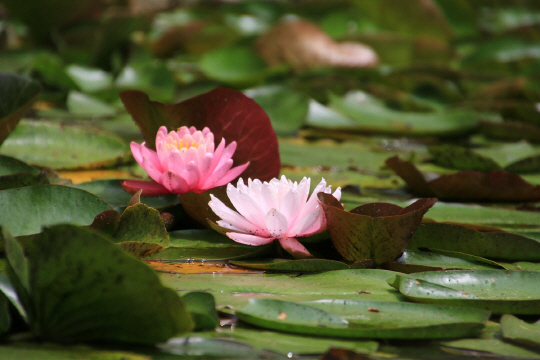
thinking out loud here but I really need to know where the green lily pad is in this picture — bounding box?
[388,249,502,273]
[66,91,117,117]
[0,185,111,237]
[159,269,406,311]
[145,229,274,261]
[244,84,308,135]
[501,314,540,349]
[0,73,41,146]
[441,338,540,359]
[0,172,49,191]
[4,224,193,343]
[207,326,378,356]
[429,142,540,173]
[319,194,436,264]
[182,292,219,331]
[230,259,350,272]
[0,121,130,170]
[236,298,489,339]
[389,270,540,314]
[199,46,268,85]
[0,155,39,177]
[315,91,481,136]
[409,223,540,261]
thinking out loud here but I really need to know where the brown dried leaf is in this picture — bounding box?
[319,193,436,264]
[256,20,378,71]
[386,155,540,201]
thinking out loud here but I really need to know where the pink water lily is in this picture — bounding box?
[122,126,249,196]
[209,176,341,258]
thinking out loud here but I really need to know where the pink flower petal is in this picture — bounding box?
[265,208,289,238]
[280,187,300,225]
[141,146,163,172]
[209,194,268,235]
[227,232,275,246]
[289,206,324,237]
[160,171,190,194]
[142,156,164,183]
[227,182,267,230]
[200,159,233,189]
[120,180,172,196]
[278,237,313,259]
[130,142,144,166]
[213,162,250,188]
[168,150,186,176]
[180,161,201,189]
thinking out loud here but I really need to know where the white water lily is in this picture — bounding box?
[209,176,341,258]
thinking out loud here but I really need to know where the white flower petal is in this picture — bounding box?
[227,232,274,246]
[227,183,268,230]
[280,187,301,226]
[209,194,265,235]
[265,208,289,238]
[289,206,324,237]
[278,237,313,259]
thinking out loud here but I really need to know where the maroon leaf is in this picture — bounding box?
[386,155,540,201]
[319,193,437,264]
[120,88,280,182]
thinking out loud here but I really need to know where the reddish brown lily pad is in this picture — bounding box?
[318,193,437,264]
[386,155,540,201]
[120,88,280,182]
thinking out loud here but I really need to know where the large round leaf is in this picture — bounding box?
[0,121,130,170]
[236,298,489,339]
[389,270,540,314]
[0,185,111,236]
[4,224,193,343]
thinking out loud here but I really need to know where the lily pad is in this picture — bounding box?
[182,292,219,331]
[387,249,502,273]
[441,338,540,359]
[0,121,130,170]
[409,223,540,261]
[386,155,540,201]
[0,155,39,177]
[4,224,193,343]
[319,193,436,264]
[429,142,540,173]
[389,270,540,314]
[230,259,350,272]
[145,229,274,261]
[236,298,489,339]
[316,91,481,136]
[0,73,41,146]
[501,314,540,349]
[0,185,111,237]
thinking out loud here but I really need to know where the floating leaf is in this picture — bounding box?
[0,73,41,146]
[182,292,219,331]
[66,91,116,117]
[319,193,436,264]
[0,185,111,237]
[244,84,309,135]
[441,338,540,359]
[0,172,49,191]
[255,19,378,70]
[145,229,274,261]
[387,249,502,273]
[236,298,489,339]
[0,343,151,360]
[320,92,480,136]
[4,224,193,343]
[389,270,540,314]
[0,121,130,170]
[158,337,272,359]
[199,46,268,85]
[429,142,540,173]
[501,314,540,349]
[0,155,39,177]
[386,155,540,201]
[159,269,406,311]
[409,223,540,261]
[230,259,349,272]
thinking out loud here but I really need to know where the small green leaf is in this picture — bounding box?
[389,270,540,314]
[5,224,193,343]
[501,314,540,349]
[199,46,267,85]
[66,91,117,117]
[182,292,219,331]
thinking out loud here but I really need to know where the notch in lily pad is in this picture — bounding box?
[319,193,436,264]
